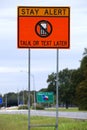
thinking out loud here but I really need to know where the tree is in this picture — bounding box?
[39,88,47,92]
[76,80,87,110]
[3,93,18,107]
[58,68,74,108]
[83,48,87,56]
[71,68,85,105]
[76,48,87,110]
[46,69,77,108]
[47,72,56,94]
[80,55,87,79]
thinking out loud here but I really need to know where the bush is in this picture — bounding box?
[32,104,44,110]
[18,105,28,110]
[18,104,44,110]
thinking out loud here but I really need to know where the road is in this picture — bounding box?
[0,110,87,120]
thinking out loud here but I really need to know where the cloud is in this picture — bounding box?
[0,66,27,73]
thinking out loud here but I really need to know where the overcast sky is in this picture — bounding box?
[0,0,87,95]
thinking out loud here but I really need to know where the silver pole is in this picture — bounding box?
[28,49,31,130]
[31,74,36,109]
[56,49,59,130]
[6,94,7,108]
[17,90,19,106]
[23,88,24,105]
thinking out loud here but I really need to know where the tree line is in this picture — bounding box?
[0,48,87,110]
[40,48,87,110]
[0,90,35,107]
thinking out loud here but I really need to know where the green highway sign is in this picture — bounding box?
[36,92,54,103]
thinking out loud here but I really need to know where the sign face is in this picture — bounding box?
[0,97,3,104]
[17,7,70,49]
[36,92,54,103]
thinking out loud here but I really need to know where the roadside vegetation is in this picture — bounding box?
[0,48,87,111]
[45,107,79,112]
[0,114,87,130]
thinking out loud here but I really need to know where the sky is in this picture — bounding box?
[0,0,87,95]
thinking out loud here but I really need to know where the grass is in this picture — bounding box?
[59,107,79,112]
[0,114,87,130]
[45,107,87,112]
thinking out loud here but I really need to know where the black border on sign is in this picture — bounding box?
[17,6,70,49]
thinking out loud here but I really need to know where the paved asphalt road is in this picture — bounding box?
[0,110,87,120]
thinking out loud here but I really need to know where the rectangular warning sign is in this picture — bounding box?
[18,7,69,17]
[17,6,70,49]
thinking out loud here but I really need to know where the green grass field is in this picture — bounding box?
[45,107,87,112]
[45,107,79,112]
[0,114,87,130]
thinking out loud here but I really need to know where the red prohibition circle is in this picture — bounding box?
[35,20,52,38]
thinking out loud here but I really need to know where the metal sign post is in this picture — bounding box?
[28,49,30,130]
[17,6,70,130]
[56,49,59,130]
